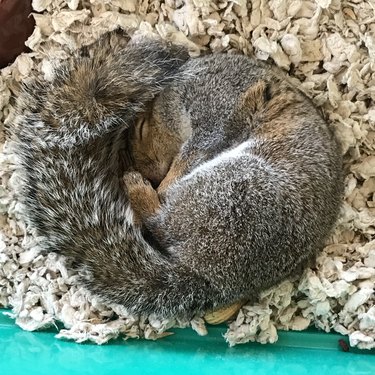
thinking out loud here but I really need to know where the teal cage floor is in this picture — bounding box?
[0,310,374,375]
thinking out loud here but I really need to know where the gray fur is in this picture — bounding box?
[12,31,343,319]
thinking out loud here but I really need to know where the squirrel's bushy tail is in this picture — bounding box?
[12,31,211,317]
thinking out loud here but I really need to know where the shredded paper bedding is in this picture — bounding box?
[0,0,374,348]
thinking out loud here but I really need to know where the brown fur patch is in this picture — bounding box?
[130,115,183,187]
[157,156,189,196]
[241,80,269,114]
[240,79,304,141]
[123,172,161,226]
[258,89,306,141]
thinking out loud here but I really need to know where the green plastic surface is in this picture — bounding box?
[0,310,374,375]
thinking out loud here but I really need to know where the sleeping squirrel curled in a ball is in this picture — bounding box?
[13,30,343,322]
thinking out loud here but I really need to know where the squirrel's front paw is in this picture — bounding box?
[123,172,161,226]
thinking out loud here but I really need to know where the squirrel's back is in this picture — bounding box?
[145,54,343,302]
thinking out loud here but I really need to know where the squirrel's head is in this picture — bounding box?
[129,113,183,188]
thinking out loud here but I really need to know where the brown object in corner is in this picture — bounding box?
[0,0,35,68]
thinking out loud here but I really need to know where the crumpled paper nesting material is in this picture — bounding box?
[0,0,374,349]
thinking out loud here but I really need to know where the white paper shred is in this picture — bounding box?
[0,0,374,350]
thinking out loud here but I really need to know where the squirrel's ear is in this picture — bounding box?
[240,80,272,114]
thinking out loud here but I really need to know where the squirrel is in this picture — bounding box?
[12,30,344,322]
